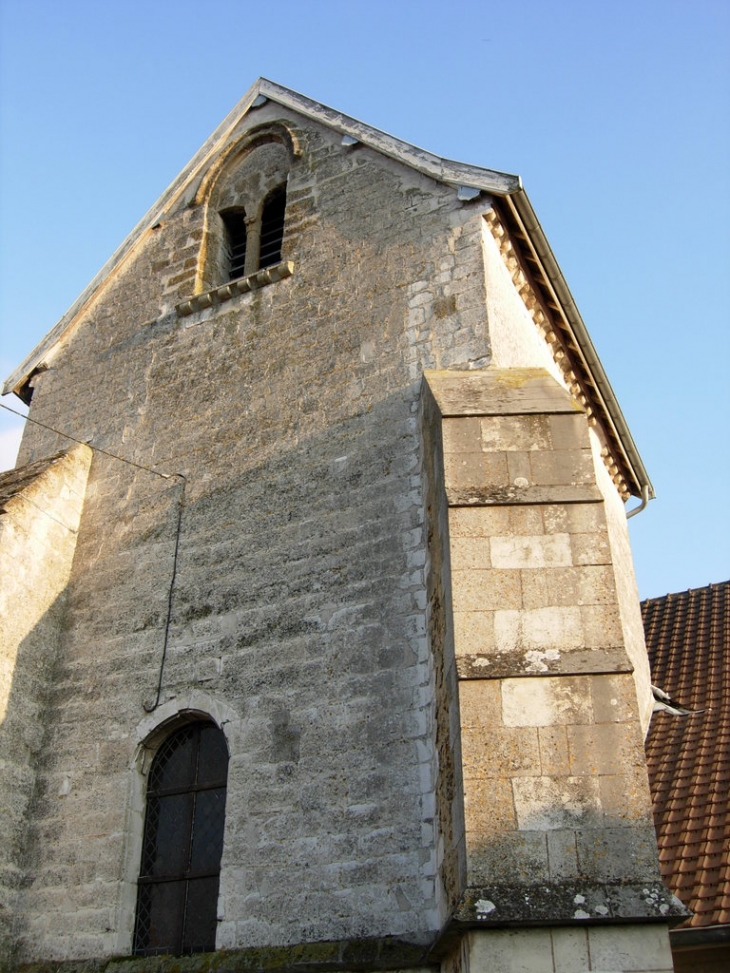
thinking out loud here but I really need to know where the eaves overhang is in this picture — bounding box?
[1,79,652,500]
[500,189,653,500]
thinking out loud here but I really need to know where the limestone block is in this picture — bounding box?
[529,448,594,486]
[449,536,492,570]
[506,450,531,484]
[453,610,496,652]
[520,567,581,609]
[449,506,510,537]
[570,530,612,565]
[480,414,551,452]
[490,533,572,569]
[461,725,540,779]
[545,829,580,881]
[575,826,661,882]
[444,451,509,491]
[463,777,517,835]
[512,775,602,831]
[458,679,502,728]
[547,413,587,450]
[464,928,556,973]
[580,604,625,647]
[598,771,655,826]
[494,606,584,654]
[466,830,549,885]
[591,673,642,724]
[550,928,591,973]
[502,676,593,727]
[566,722,645,777]
[451,569,521,613]
[588,925,674,972]
[537,725,571,777]
[505,505,544,536]
[542,501,607,535]
[441,417,481,453]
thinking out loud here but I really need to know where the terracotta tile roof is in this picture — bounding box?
[644,581,730,929]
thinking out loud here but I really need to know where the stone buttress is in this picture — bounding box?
[421,368,681,973]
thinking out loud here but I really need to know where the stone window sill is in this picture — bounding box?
[176,261,294,318]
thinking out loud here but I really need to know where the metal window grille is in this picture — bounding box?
[259,185,286,269]
[222,211,248,280]
[133,722,229,957]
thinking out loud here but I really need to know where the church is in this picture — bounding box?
[0,80,683,971]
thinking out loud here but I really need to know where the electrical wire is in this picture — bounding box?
[0,401,178,479]
[1,398,186,712]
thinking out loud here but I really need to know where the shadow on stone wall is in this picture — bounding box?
[1,387,452,965]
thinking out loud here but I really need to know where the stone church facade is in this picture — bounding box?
[0,80,682,971]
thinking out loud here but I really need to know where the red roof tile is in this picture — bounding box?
[644,580,730,930]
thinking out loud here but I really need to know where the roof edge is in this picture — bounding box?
[504,190,654,500]
[2,79,521,399]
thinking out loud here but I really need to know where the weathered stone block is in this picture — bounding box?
[444,451,509,491]
[551,927,591,973]
[451,569,521,613]
[453,610,496,652]
[537,725,571,777]
[441,417,481,454]
[448,505,510,537]
[480,414,551,452]
[569,530,612,565]
[458,680,502,728]
[494,606,584,654]
[502,676,594,727]
[599,771,655,826]
[464,928,555,973]
[591,673,642,724]
[512,776,602,831]
[566,722,645,777]
[466,831,549,886]
[449,536,492,570]
[490,533,572,569]
[463,777,517,835]
[588,924,674,972]
[529,448,594,486]
[575,826,661,882]
[461,725,540,779]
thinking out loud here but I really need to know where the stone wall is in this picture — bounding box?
[0,446,91,957]
[7,104,495,964]
[1,97,672,973]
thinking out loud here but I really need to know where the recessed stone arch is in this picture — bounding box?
[115,693,243,956]
[194,124,300,293]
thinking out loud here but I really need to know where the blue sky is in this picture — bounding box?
[0,0,728,599]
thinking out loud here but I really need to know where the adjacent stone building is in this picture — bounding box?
[0,79,684,971]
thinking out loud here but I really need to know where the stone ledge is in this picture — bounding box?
[427,881,689,959]
[455,881,688,926]
[423,368,581,419]
[8,937,433,973]
[176,261,294,317]
[446,484,602,507]
[456,647,633,679]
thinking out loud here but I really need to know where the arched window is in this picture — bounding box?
[221,209,248,280]
[259,184,287,269]
[133,721,229,956]
[219,183,287,280]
